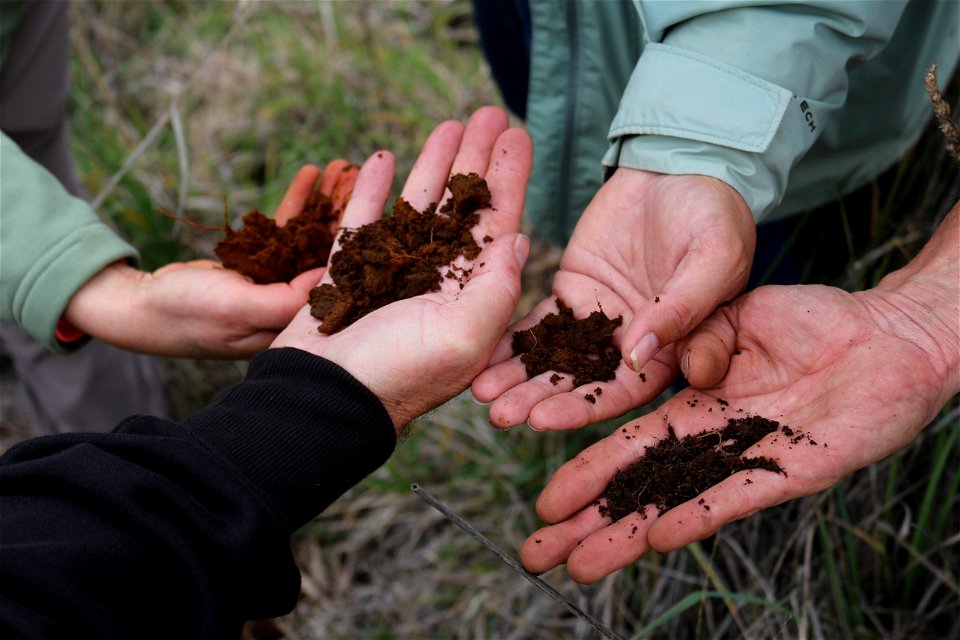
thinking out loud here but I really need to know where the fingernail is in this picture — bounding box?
[628,332,659,372]
[528,421,544,432]
[514,233,531,266]
[681,350,691,378]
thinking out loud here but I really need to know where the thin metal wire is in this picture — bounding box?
[412,483,624,640]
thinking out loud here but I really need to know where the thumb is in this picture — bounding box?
[621,259,747,373]
[674,306,738,388]
[274,164,323,226]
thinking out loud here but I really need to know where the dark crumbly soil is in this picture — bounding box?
[308,173,490,334]
[511,300,622,387]
[214,190,343,284]
[598,415,788,522]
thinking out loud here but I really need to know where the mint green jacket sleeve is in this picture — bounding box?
[1,132,137,353]
[604,0,958,222]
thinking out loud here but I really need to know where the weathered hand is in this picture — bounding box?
[519,205,958,583]
[63,164,350,358]
[472,168,755,430]
[272,107,534,432]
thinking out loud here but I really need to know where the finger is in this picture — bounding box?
[487,370,576,429]
[620,250,746,373]
[526,355,676,431]
[315,152,395,288]
[321,160,360,218]
[226,278,318,330]
[520,504,612,575]
[565,510,658,584]
[289,266,326,293]
[675,306,739,388]
[451,233,530,347]
[647,466,792,553]
[274,164,323,226]
[318,159,350,196]
[470,358,530,404]
[536,416,670,524]
[448,106,509,179]
[325,150,396,267]
[476,126,533,239]
[400,120,466,212]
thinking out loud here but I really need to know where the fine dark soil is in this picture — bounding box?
[309,173,491,334]
[214,189,344,284]
[511,300,622,387]
[598,414,799,522]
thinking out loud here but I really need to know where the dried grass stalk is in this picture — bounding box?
[925,62,960,162]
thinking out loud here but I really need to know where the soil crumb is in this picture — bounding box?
[309,173,490,334]
[511,300,622,387]
[598,415,787,522]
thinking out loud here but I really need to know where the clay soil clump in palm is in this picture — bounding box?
[309,173,491,334]
[213,189,344,284]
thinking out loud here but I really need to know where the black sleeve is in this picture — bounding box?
[0,347,396,638]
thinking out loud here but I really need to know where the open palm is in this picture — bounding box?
[520,283,954,583]
[273,107,534,431]
[472,168,755,430]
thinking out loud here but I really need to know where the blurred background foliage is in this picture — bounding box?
[63,1,958,638]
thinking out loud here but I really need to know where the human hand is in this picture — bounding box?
[472,168,755,430]
[519,204,959,582]
[62,164,345,358]
[272,107,534,432]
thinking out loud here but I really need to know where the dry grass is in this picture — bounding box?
[64,2,960,639]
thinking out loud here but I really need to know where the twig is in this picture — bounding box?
[411,483,624,640]
[925,62,960,163]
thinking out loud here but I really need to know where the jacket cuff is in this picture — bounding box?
[185,348,397,532]
[604,43,821,222]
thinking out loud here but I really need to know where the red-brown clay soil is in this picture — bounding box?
[213,188,344,284]
[308,173,491,334]
[511,300,623,388]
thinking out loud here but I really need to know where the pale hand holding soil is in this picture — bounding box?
[271,107,534,433]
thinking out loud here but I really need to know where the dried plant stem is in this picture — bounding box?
[925,63,960,162]
[155,208,225,232]
[411,483,624,640]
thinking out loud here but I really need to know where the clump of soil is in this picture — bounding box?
[511,300,622,387]
[214,189,345,284]
[597,415,788,522]
[308,173,491,334]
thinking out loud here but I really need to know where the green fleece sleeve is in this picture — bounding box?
[0,132,138,353]
[604,0,957,222]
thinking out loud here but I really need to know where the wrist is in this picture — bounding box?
[863,210,959,397]
[62,261,146,348]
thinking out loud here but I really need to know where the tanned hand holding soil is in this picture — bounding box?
[518,203,959,585]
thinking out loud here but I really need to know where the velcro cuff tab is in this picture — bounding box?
[609,43,791,153]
